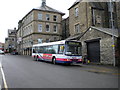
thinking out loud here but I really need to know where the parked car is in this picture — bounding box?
[0,50,5,54]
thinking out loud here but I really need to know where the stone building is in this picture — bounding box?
[0,42,4,51]
[17,0,65,55]
[116,2,120,64]
[61,17,70,40]
[67,0,120,65]
[68,1,118,36]
[4,28,17,53]
[16,20,23,55]
[80,26,119,65]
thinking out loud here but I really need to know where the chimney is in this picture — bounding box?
[42,0,46,7]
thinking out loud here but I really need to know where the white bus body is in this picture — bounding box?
[32,40,82,64]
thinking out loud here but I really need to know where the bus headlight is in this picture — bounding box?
[67,59,71,61]
[78,59,82,61]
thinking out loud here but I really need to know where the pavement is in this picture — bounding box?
[80,64,119,75]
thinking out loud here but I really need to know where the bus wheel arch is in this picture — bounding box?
[34,56,36,61]
[35,55,39,61]
[52,56,56,64]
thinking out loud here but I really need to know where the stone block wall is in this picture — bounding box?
[80,28,117,65]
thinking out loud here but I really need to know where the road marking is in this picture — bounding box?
[0,62,8,90]
[112,73,120,75]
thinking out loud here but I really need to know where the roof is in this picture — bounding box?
[89,2,104,10]
[91,26,119,37]
[68,0,105,10]
[21,2,65,21]
[68,0,81,10]
[66,33,85,40]
[34,5,65,15]
[66,26,118,40]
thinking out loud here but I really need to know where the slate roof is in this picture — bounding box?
[66,26,119,40]
[91,26,119,37]
[35,5,65,15]
[68,0,105,10]
[66,33,84,40]
[68,0,81,10]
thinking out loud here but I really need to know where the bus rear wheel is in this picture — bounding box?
[35,56,39,61]
[52,57,56,65]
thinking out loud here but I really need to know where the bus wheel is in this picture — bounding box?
[36,56,39,61]
[34,56,36,61]
[52,57,56,65]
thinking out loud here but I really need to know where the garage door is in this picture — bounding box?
[87,41,100,63]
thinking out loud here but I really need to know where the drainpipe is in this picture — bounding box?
[86,2,89,29]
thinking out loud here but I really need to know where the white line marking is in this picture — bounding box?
[0,62,8,90]
[0,62,2,68]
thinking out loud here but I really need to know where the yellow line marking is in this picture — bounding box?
[0,62,8,90]
[112,73,120,75]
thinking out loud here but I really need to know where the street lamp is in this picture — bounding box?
[109,0,116,66]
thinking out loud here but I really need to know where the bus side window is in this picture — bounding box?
[53,45,58,54]
[47,46,56,54]
[58,45,64,54]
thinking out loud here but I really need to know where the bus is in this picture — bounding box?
[32,40,83,64]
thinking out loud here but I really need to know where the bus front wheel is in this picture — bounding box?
[52,57,56,65]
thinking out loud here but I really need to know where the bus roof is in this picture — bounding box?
[33,40,66,47]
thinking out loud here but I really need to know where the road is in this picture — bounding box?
[0,54,118,88]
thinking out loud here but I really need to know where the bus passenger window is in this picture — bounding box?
[59,45,64,54]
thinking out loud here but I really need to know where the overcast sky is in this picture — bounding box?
[0,0,75,43]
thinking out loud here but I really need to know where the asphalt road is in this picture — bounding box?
[0,54,118,88]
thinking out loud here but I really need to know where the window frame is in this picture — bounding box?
[75,7,79,17]
[46,24,50,32]
[53,25,57,33]
[53,15,57,21]
[38,13,43,20]
[75,24,80,33]
[38,24,42,32]
[38,38,43,44]
[46,14,50,21]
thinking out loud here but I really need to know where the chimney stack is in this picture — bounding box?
[42,0,46,7]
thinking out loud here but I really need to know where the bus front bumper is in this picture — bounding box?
[56,60,83,64]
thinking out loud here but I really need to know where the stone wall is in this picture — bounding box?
[80,28,117,65]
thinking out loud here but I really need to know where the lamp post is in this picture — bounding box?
[109,0,116,66]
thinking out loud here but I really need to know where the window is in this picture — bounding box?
[92,9,96,26]
[65,45,82,55]
[38,13,42,20]
[46,39,50,43]
[96,15,102,24]
[53,15,57,21]
[75,7,79,17]
[75,24,80,33]
[65,41,82,55]
[46,24,50,32]
[12,38,15,41]
[58,44,64,54]
[46,14,50,21]
[38,24,42,32]
[53,25,57,33]
[38,38,43,44]
[54,37,57,41]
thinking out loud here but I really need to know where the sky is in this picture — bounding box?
[0,0,75,43]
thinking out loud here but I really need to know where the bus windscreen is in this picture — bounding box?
[65,41,82,56]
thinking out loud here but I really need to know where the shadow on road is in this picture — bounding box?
[34,59,83,67]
